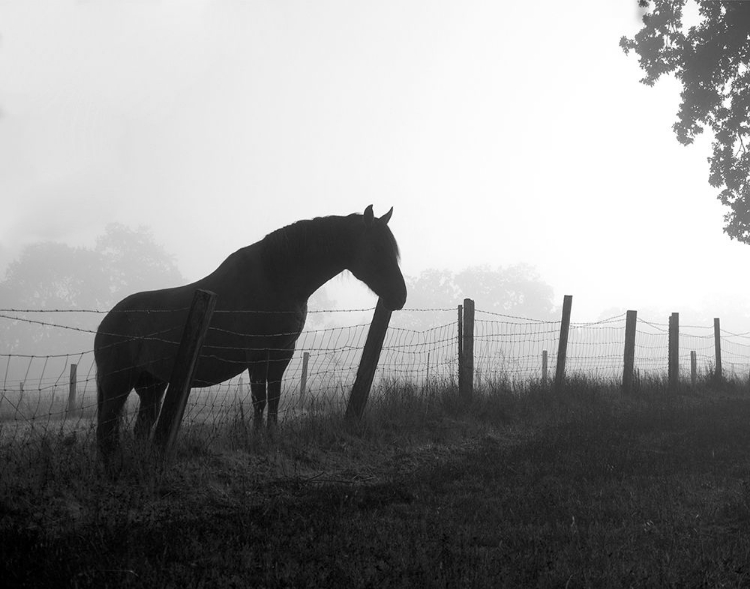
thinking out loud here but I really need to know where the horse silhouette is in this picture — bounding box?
[94,205,406,460]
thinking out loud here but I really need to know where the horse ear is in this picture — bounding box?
[363,205,374,226]
[380,207,393,225]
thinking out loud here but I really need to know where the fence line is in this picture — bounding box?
[2,302,750,443]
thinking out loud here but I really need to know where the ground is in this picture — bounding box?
[2,380,750,588]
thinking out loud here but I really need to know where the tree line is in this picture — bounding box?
[0,226,557,354]
[0,224,182,355]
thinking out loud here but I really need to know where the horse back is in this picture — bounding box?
[94,247,308,385]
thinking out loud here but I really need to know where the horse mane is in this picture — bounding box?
[259,212,400,274]
[259,215,352,273]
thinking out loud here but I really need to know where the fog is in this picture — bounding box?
[2,0,750,328]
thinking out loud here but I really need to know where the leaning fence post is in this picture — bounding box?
[542,350,548,387]
[459,298,475,400]
[299,351,310,405]
[623,310,637,394]
[346,299,392,420]
[153,289,217,455]
[67,363,77,415]
[555,295,573,390]
[668,312,679,393]
[714,317,722,381]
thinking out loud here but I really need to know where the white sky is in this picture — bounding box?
[1,0,748,323]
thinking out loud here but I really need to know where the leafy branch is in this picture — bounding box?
[621,0,750,243]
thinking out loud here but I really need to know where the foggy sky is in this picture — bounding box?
[1,0,749,323]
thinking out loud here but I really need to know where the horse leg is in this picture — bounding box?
[96,371,133,463]
[266,346,295,427]
[249,352,269,429]
[134,375,168,439]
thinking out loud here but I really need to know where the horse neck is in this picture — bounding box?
[262,216,355,301]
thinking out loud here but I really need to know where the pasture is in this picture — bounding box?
[2,376,750,588]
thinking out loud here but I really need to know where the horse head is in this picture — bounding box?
[349,205,407,311]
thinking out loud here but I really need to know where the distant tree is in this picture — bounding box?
[0,224,183,353]
[621,0,750,243]
[454,264,556,318]
[395,264,556,330]
[405,269,461,310]
[0,243,106,310]
[94,224,183,308]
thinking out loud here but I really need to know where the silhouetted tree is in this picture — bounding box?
[621,0,750,242]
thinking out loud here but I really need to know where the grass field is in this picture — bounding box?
[2,377,750,588]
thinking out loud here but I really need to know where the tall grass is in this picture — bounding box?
[2,373,746,490]
[2,376,750,588]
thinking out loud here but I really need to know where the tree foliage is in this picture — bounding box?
[0,224,183,353]
[94,224,183,306]
[395,264,556,331]
[621,0,750,242]
[0,224,182,312]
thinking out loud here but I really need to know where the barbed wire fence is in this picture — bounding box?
[2,299,750,449]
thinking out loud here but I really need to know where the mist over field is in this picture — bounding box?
[1,0,749,324]
[2,4,750,587]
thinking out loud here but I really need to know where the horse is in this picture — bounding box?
[94,205,406,461]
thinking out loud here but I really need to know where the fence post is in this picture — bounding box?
[668,312,679,393]
[714,317,722,381]
[555,295,573,390]
[459,298,475,400]
[542,350,548,387]
[623,310,637,394]
[346,299,392,420]
[691,350,697,387]
[153,289,217,455]
[299,351,310,405]
[457,304,463,387]
[67,363,77,415]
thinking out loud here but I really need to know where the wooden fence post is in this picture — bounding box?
[153,289,217,455]
[457,304,463,387]
[459,298,475,400]
[668,312,679,393]
[299,351,310,405]
[623,310,637,394]
[542,350,548,387]
[714,318,722,381]
[691,350,697,387]
[555,295,573,390]
[346,299,392,420]
[67,363,77,415]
